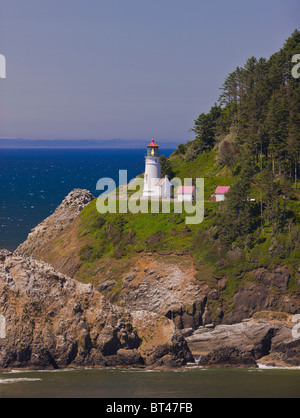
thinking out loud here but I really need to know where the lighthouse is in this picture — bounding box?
[143,139,161,198]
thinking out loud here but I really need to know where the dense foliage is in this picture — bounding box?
[170,31,300,273]
[184,30,300,185]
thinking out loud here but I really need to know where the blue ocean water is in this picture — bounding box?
[0,148,172,251]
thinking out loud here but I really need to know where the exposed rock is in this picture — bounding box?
[131,310,194,367]
[185,312,300,367]
[118,257,208,330]
[199,346,257,368]
[186,318,275,355]
[223,268,300,324]
[251,267,291,292]
[257,315,300,367]
[116,348,144,366]
[0,251,192,370]
[15,189,94,257]
[97,280,117,293]
[0,249,12,262]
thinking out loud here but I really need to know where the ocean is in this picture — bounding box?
[0,148,300,399]
[0,366,300,399]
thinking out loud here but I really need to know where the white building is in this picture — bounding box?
[177,185,196,201]
[214,185,230,201]
[142,139,173,199]
[156,176,173,198]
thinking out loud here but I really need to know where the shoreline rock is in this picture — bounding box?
[0,250,192,370]
[185,312,300,368]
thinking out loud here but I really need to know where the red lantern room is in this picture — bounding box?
[147,139,159,157]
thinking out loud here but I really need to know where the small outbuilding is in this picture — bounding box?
[155,176,173,199]
[177,185,196,202]
[212,185,230,202]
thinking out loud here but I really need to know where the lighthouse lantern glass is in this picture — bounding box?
[147,139,159,157]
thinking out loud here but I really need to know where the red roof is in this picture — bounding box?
[177,186,195,194]
[147,139,159,147]
[215,186,230,194]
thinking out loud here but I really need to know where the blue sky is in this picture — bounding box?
[0,0,299,145]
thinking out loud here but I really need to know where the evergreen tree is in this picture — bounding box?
[159,155,175,178]
[190,104,222,153]
[215,164,254,248]
[265,88,289,175]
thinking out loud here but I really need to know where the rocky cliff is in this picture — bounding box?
[16,188,95,258]
[186,311,300,367]
[12,189,300,368]
[0,249,192,370]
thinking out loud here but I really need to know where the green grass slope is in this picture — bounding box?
[77,148,299,292]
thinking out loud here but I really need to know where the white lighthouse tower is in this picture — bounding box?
[143,139,161,198]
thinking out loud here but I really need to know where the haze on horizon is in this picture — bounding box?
[0,0,299,145]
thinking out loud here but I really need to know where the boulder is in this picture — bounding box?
[186,312,300,368]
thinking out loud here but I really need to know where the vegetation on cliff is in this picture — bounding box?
[77,31,299,293]
[169,30,300,278]
[14,32,300,327]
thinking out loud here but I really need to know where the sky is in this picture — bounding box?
[0,0,299,145]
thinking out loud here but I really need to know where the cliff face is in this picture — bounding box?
[16,190,300,328]
[15,188,95,258]
[117,255,208,330]
[12,189,300,367]
[186,312,300,368]
[0,249,192,370]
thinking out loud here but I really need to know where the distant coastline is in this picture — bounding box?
[0,138,181,149]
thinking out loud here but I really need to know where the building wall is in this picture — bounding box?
[177,194,193,202]
[161,179,173,198]
[143,156,161,197]
[215,193,225,202]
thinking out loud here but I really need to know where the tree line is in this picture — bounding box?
[187,30,300,188]
[174,31,300,257]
